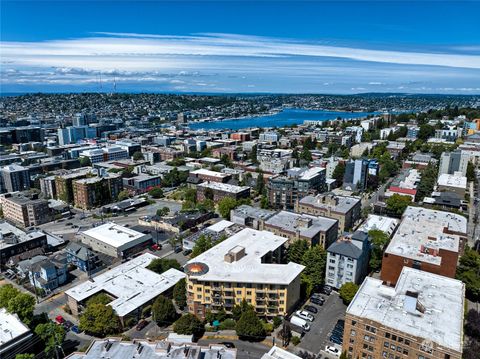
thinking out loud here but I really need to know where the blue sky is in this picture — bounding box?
[1,1,480,94]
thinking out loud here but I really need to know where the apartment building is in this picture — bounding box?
[438,150,469,176]
[0,193,51,228]
[343,267,464,359]
[257,148,294,174]
[325,231,370,289]
[55,167,92,203]
[437,172,467,197]
[343,159,368,191]
[296,193,361,233]
[0,308,34,359]
[0,164,30,193]
[190,168,232,183]
[381,206,467,285]
[267,167,326,210]
[230,204,275,230]
[196,181,250,202]
[264,210,338,248]
[184,228,305,319]
[79,146,129,164]
[72,174,123,209]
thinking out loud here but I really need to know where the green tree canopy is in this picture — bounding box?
[147,258,181,274]
[86,293,111,306]
[149,187,164,199]
[156,206,170,217]
[117,189,130,201]
[133,151,144,161]
[0,284,20,308]
[6,292,36,325]
[339,282,359,305]
[287,240,309,264]
[467,162,476,183]
[173,314,204,337]
[191,234,213,258]
[301,245,327,292]
[79,303,121,337]
[35,322,66,357]
[417,124,435,141]
[232,299,255,321]
[152,295,177,326]
[79,156,92,167]
[235,308,265,340]
[16,354,35,359]
[368,229,390,271]
[385,194,412,217]
[173,278,187,309]
[415,163,438,202]
[456,247,480,300]
[217,197,238,219]
[332,162,345,185]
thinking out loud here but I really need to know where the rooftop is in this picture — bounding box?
[197,181,250,194]
[437,173,467,189]
[0,308,31,347]
[0,221,45,250]
[298,193,361,214]
[347,267,464,352]
[191,168,230,179]
[358,214,400,237]
[82,222,149,249]
[185,228,305,285]
[385,206,466,265]
[265,211,337,238]
[231,204,275,221]
[261,346,302,359]
[65,253,185,317]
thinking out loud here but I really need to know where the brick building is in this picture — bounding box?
[196,182,250,202]
[72,174,122,209]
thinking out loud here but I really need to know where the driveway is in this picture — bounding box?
[297,292,347,355]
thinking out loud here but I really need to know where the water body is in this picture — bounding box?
[188,108,375,131]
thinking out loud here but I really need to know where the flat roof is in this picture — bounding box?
[299,193,361,214]
[231,204,275,220]
[0,308,30,346]
[347,267,464,352]
[191,168,230,179]
[265,211,337,238]
[358,214,400,237]
[0,222,45,250]
[261,346,302,359]
[385,206,466,265]
[197,181,250,194]
[207,220,234,233]
[65,253,185,317]
[185,228,305,285]
[82,222,149,249]
[437,173,467,189]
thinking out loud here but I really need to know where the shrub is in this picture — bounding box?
[272,316,282,329]
[291,336,301,345]
[173,314,205,337]
[142,305,152,318]
[218,318,236,330]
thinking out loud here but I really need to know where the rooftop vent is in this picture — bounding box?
[224,246,245,263]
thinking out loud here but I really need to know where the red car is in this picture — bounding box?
[151,243,162,251]
[55,315,65,325]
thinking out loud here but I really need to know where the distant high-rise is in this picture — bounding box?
[343,159,368,191]
[438,150,469,176]
[0,164,30,193]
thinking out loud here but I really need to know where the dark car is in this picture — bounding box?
[320,285,333,295]
[304,305,318,314]
[310,296,325,305]
[136,320,148,331]
[71,325,80,334]
[183,249,192,256]
[174,246,182,253]
[330,335,343,345]
[331,328,344,337]
[219,342,235,348]
[63,320,74,330]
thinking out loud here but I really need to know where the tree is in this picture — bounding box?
[332,162,345,185]
[301,245,327,292]
[456,247,480,300]
[156,206,170,217]
[16,355,35,359]
[133,151,144,161]
[152,295,177,326]
[0,284,20,308]
[232,299,254,321]
[465,309,480,339]
[79,303,121,337]
[86,293,111,306]
[417,124,435,141]
[385,194,412,217]
[235,309,265,340]
[256,170,265,194]
[117,189,130,201]
[184,188,197,203]
[300,148,312,162]
[339,282,359,305]
[173,278,187,309]
[218,197,237,219]
[467,162,476,183]
[147,258,181,274]
[416,163,438,201]
[220,154,233,167]
[196,198,215,212]
[287,240,309,264]
[173,314,204,337]
[79,156,92,167]
[260,195,269,209]
[191,234,213,258]
[368,230,390,271]
[7,292,35,325]
[35,322,66,357]
[149,187,164,199]
[204,187,215,201]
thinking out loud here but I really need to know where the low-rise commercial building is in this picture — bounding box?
[230,204,275,230]
[65,253,185,325]
[343,267,465,359]
[0,308,34,359]
[437,172,468,197]
[325,231,370,288]
[184,228,305,319]
[264,210,338,248]
[381,206,467,285]
[190,168,232,183]
[357,214,399,238]
[80,222,152,258]
[79,146,129,164]
[196,181,250,202]
[122,174,162,193]
[296,193,361,233]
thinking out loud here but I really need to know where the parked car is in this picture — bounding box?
[136,320,148,331]
[295,310,314,322]
[55,315,65,325]
[320,285,333,295]
[63,320,74,330]
[325,345,341,356]
[330,334,342,345]
[219,342,235,348]
[71,325,80,334]
[310,296,325,305]
[183,249,192,256]
[151,243,162,251]
[65,222,73,226]
[290,316,311,332]
[304,305,318,314]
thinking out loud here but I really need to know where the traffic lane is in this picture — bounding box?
[197,338,270,359]
[298,292,346,355]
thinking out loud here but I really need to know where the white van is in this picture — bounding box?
[290,315,311,332]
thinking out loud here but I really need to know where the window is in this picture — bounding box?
[349,347,353,352]
[384,342,389,348]
[403,349,409,355]
[197,295,202,299]
[330,259,336,263]
[350,329,356,336]
[236,290,242,295]
[197,287,202,291]
[385,333,391,339]
[404,340,410,346]
[349,338,355,344]
[351,320,357,326]
[392,335,397,341]
[246,291,252,295]
[205,289,210,293]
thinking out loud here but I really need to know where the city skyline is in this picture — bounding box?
[1,1,480,94]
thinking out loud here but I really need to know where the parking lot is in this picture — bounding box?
[297,291,347,356]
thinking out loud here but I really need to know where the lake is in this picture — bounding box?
[187,108,375,130]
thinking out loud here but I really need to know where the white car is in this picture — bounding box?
[325,345,341,356]
[295,310,314,322]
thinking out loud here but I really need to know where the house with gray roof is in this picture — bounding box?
[325,231,370,289]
